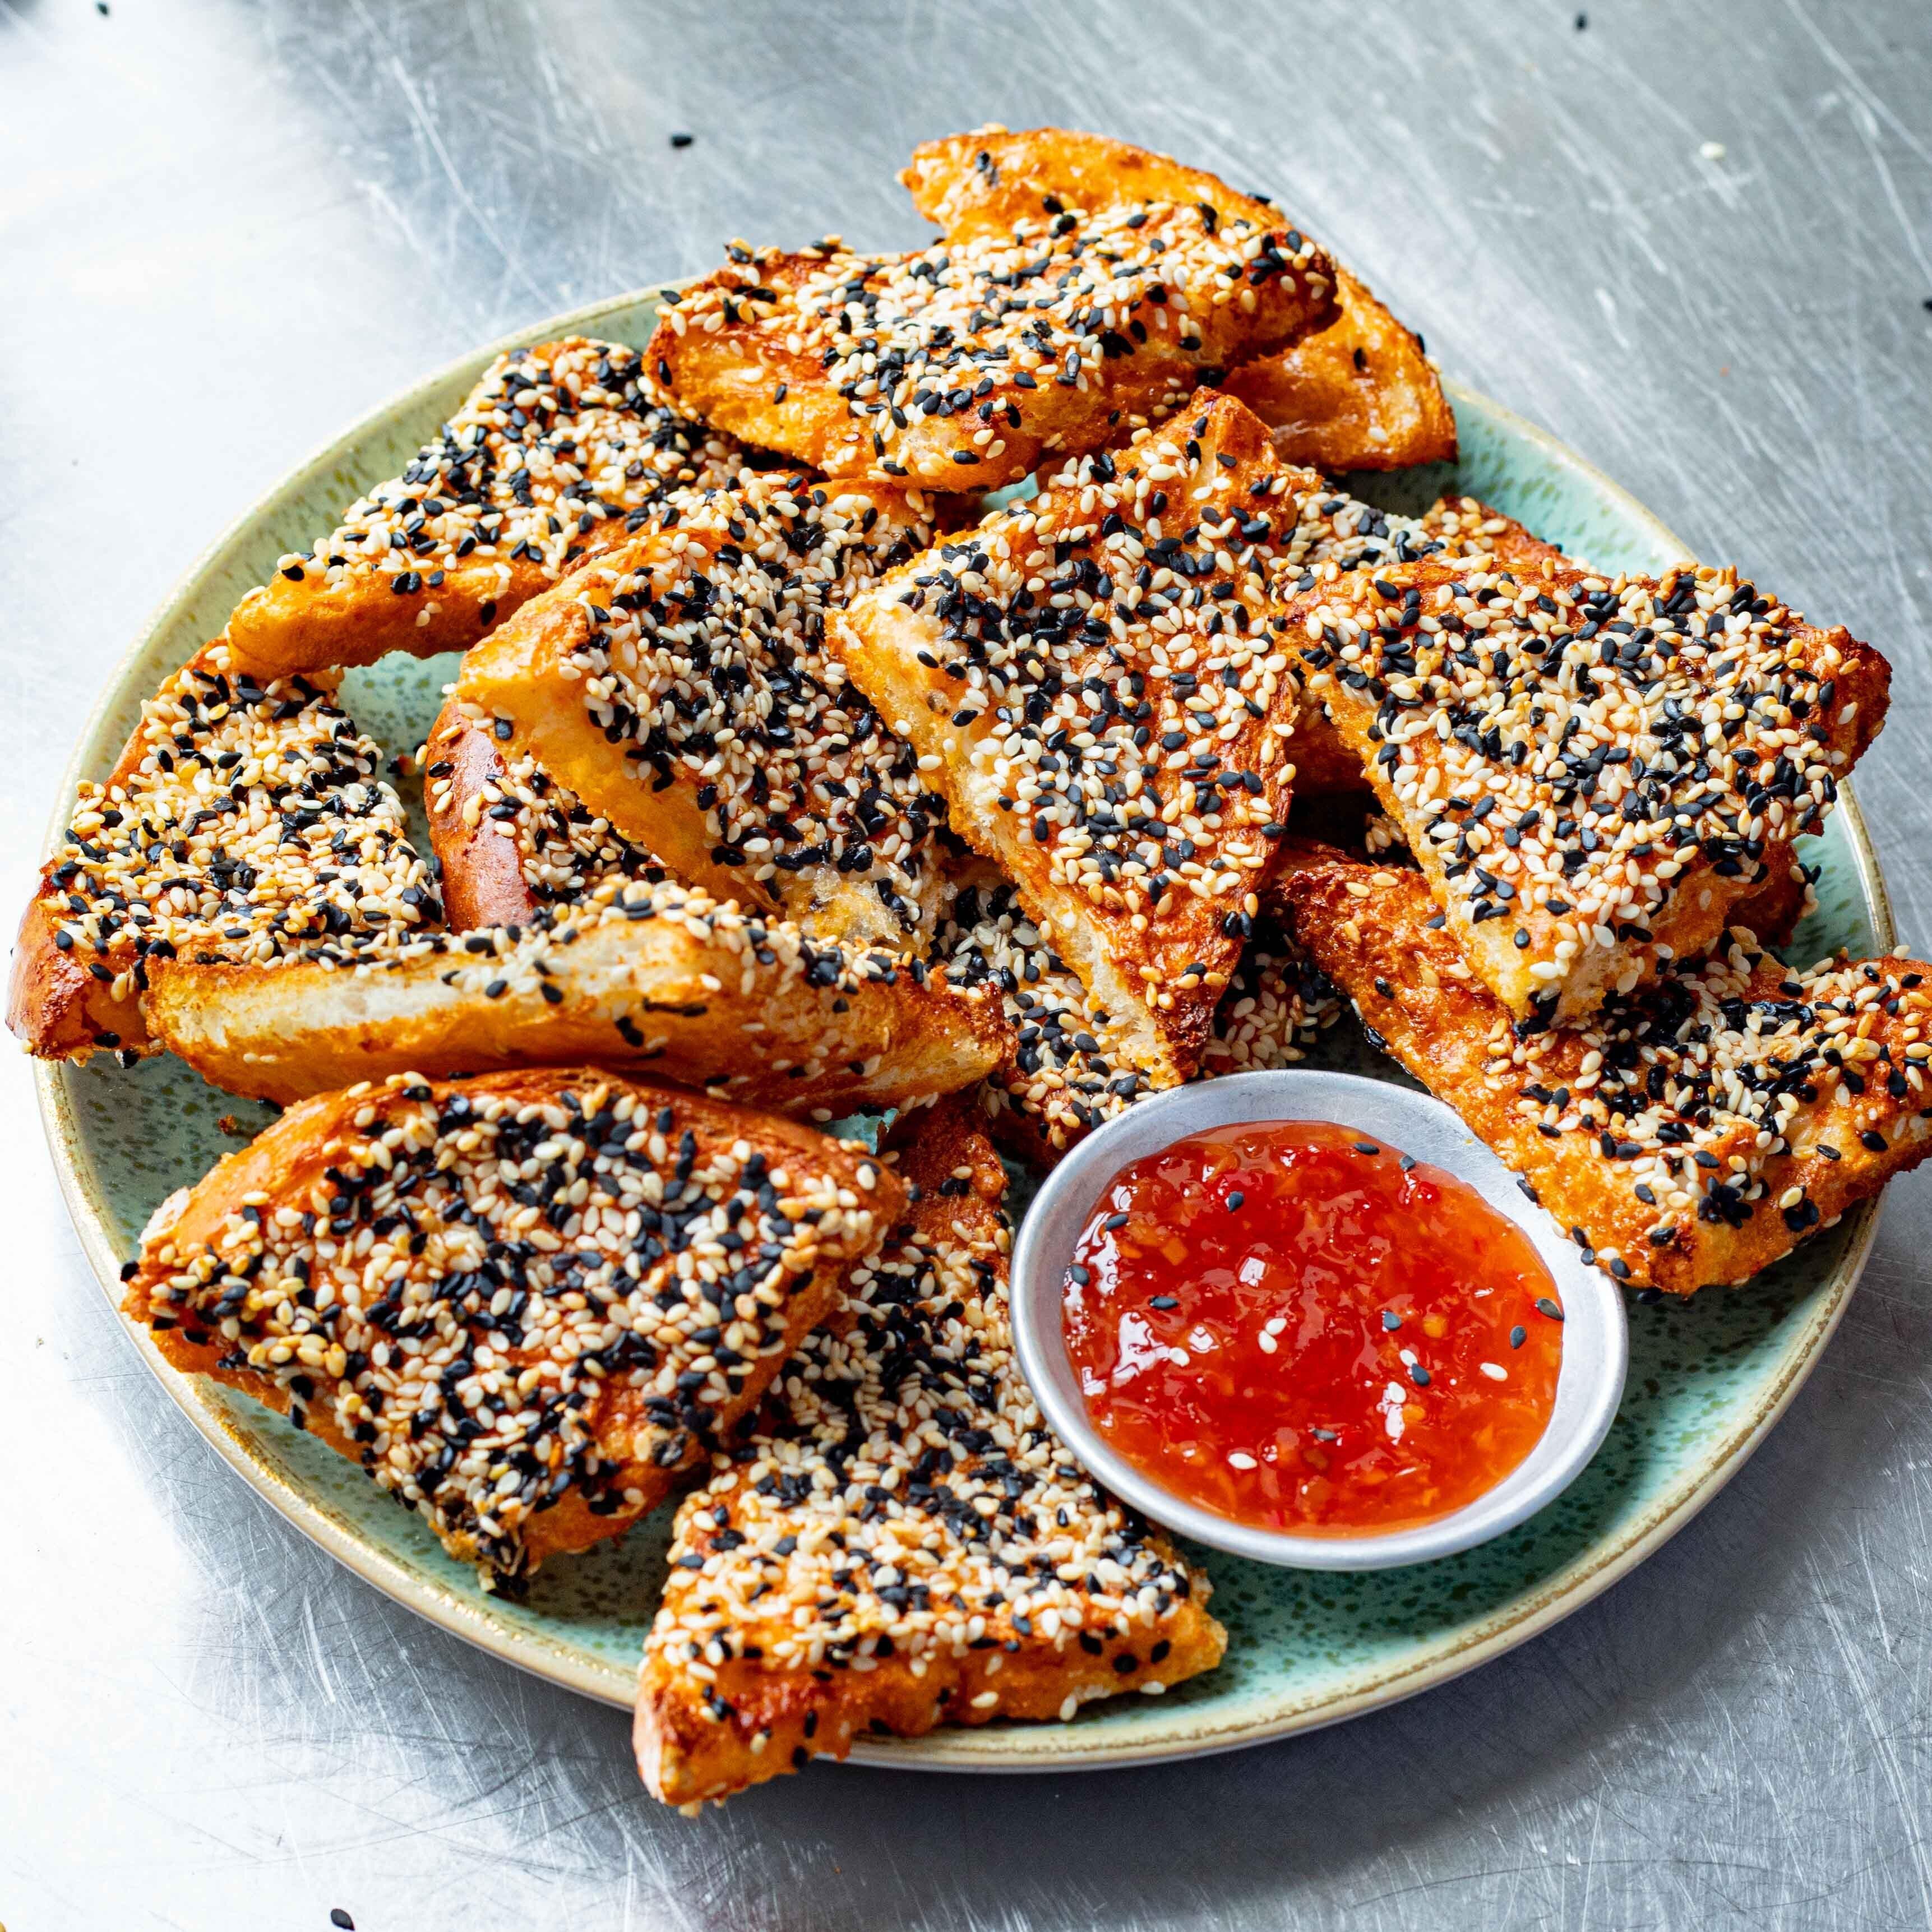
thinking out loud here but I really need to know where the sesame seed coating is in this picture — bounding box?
[144,873,1011,1114]
[456,476,953,945]
[224,338,749,676]
[648,183,1333,488]
[902,130,1454,479]
[12,646,438,1060]
[635,1106,1223,1803]
[936,862,1337,1163]
[1289,560,1890,1023]
[836,391,1304,1081]
[1287,860,1932,1293]
[126,1071,896,1584]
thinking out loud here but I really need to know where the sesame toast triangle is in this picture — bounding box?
[646,141,1335,491]
[222,339,748,678]
[452,473,951,947]
[833,392,1311,1087]
[1283,859,1932,1295]
[124,1070,902,1586]
[1285,559,1889,1024]
[900,128,1455,475]
[9,645,440,1064]
[635,1101,1224,1806]
[140,877,1010,1112]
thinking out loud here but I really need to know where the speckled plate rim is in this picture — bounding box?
[30,283,1895,1776]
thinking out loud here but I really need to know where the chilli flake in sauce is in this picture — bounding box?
[1063,1120,1564,1536]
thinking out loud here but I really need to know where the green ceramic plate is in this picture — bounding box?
[35,287,1896,1773]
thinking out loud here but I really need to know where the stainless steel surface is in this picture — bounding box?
[1009,1070,1628,1571]
[3,1,1930,1925]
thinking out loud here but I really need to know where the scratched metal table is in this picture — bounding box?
[4,2,1931,1926]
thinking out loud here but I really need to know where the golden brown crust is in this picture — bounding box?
[422,704,669,931]
[452,477,947,946]
[904,132,1448,477]
[1283,860,1932,1293]
[1287,559,1889,1022]
[902,124,1289,242]
[1223,269,1457,473]
[423,706,546,928]
[220,339,747,678]
[1279,496,1568,797]
[634,1101,1224,1805]
[127,1070,900,1575]
[9,648,434,1064]
[141,884,1010,1111]
[649,132,1334,489]
[9,879,146,1059]
[941,839,1348,1170]
[835,394,1306,1085]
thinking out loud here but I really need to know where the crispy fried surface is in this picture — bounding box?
[648,135,1333,489]
[1277,493,1575,795]
[897,130,1449,477]
[834,394,1305,1084]
[142,880,1009,1111]
[453,476,950,947]
[10,646,438,1062]
[939,844,1344,1167]
[1284,860,1932,1293]
[1223,268,1457,473]
[1287,560,1888,1022]
[423,704,667,929]
[635,1102,1224,1805]
[222,340,748,678]
[126,1070,898,1581]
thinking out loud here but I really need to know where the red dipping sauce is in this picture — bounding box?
[1063,1120,1564,1536]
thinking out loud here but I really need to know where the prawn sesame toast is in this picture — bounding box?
[452,475,951,947]
[1222,267,1457,473]
[422,702,668,929]
[634,1101,1224,1805]
[1286,560,1889,1024]
[899,130,1452,475]
[1283,860,1932,1295]
[222,340,748,678]
[10,645,439,1063]
[1275,491,1575,796]
[833,392,1305,1086]
[938,847,1342,1167]
[124,1070,900,1585]
[646,141,1335,491]
[141,880,1010,1111]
